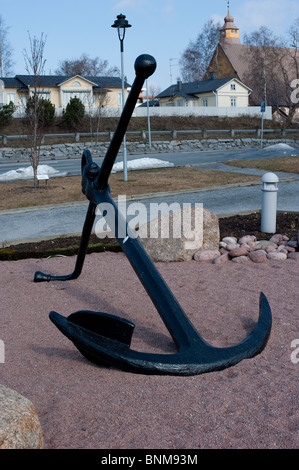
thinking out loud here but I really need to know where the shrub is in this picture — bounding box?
[25,96,55,128]
[0,101,16,128]
[62,97,85,129]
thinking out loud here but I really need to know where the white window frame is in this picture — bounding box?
[231,97,237,107]
[6,92,17,105]
[202,98,208,107]
[63,90,91,107]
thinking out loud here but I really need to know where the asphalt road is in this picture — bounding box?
[0,145,299,177]
[0,145,298,244]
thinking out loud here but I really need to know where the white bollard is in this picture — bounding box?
[261,172,279,233]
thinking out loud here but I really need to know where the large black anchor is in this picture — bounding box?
[34,55,272,376]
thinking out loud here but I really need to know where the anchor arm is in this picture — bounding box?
[33,55,157,283]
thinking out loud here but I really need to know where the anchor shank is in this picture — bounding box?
[95,188,202,351]
[95,55,157,190]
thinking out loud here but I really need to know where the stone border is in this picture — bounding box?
[1,137,299,160]
[194,232,299,264]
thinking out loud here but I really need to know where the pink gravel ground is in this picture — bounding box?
[0,251,298,449]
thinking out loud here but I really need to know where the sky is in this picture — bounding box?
[1,0,299,92]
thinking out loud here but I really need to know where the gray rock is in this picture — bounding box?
[267,252,287,260]
[139,207,219,262]
[194,249,220,261]
[212,252,230,264]
[229,245,251,257]
[257,240,278,250]
[231,255,250,264]
[238,235,256,245]
[222,236,237,244]
[248,250,267,263]
[0,385,43,449]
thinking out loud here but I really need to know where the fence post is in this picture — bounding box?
[75,133,80,142]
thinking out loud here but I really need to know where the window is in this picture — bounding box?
[231,83,236,90]
[202,98,208,107]
[6,92,16,105]
[118,92,122,106]
[72,81,81,87]
[231,98,237,107]
[36,91,51,101]
[63,90,91,107]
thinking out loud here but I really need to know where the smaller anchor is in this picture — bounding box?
[34,55,272,376]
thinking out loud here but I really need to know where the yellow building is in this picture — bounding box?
[157,76,251,108]
[0,74,130,114]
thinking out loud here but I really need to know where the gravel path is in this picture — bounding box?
[0,252,298,449]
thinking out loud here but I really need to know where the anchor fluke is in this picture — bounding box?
[48,292,271,376]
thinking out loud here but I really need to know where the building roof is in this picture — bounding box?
[220,9,239,32]
[209,7,299,107]
[219,42,299,105]
[0,74,130,89]
[157,77,247,100]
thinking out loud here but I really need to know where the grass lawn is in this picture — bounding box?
[1,155,298,211]
[224,155,299,173]
[0,166,260,211]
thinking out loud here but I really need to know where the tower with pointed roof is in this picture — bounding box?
[219,5,241,44]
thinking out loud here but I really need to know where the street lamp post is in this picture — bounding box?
[112,13,131,182]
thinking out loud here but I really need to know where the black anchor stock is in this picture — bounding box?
[34,54,272,376]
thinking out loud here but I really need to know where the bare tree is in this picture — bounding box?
[0,15,14,76]
[23,32,48,188]
[148,83,161,99]
[55,53,120,77]
[179,19,221,82]
[243,24,299,123]
[277,18,299,123]
[243,27,282,106]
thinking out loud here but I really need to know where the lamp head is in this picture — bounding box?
[112,14,131,41]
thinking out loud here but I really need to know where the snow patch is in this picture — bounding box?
[264,143,295,150]
[0,164,62,181]
[0,158,174,181]
[111,157,174,173]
